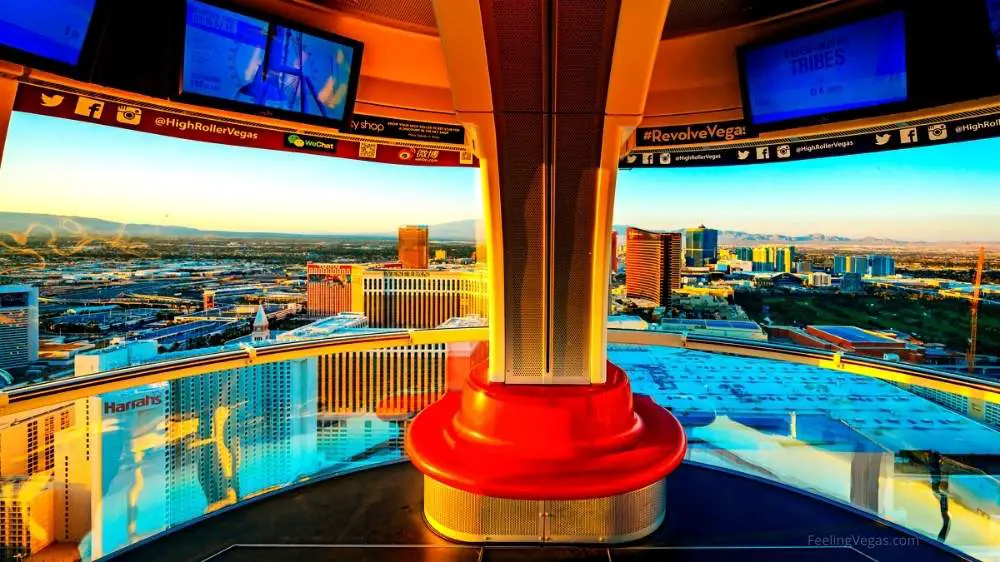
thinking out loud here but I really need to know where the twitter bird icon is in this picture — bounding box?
[40,93,65,108]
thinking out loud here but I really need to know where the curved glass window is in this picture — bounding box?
[0,112,485,388]
[613,136,999,381]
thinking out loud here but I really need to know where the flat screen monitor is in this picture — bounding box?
[0,0,101,69]
[739,11,908,128]
[989,0,1000,60]
[181,0,363,129]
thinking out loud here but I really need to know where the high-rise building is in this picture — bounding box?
[772,246,796,273]
[832,255,848,275]
[751,247,775,272]
[306,263,356,317]
[810,272,832,287]
[0,476,55,559]
[848,255,869,275]
[840,272,864,293]
[317,344,447,415]
[625,227,681,306]
[774,248,791,273]
[360,269,488,328]
[88,385,169,558]
[747,245,796,273]
[398,225,429,269]
[281,314,484,417]
[684,225,719,267]
[0,404,76,478]
[307,265,488,329]
[795,261,813,273]
[868,255,896,277]
[610,230,619,273]
[0,285,39,373]
[733,247,754,261]
[0,402,83,551]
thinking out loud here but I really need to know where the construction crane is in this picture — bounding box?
[968,246,986,376]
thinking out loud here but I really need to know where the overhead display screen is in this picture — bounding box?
[181,0,362,127]
[182,0,270,103]
[741,11,908,126]
[0,0,99,66]
[266,26,355,120]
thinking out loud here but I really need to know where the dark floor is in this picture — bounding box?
[113,462,969,562]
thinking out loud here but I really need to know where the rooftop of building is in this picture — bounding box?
[277,313,371,341]
[808,326,901,344]
[0,284,37,294]
[436,315,488,329]
[659,319,762,331]
[610,344,1000,456]
[607,315,650,330]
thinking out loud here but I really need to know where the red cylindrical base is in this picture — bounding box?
[405,361,686,501]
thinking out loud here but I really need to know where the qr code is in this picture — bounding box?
[359,142,378,159]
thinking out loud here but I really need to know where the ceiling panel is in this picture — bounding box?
[310,0,438,34]
[662,0,835,38]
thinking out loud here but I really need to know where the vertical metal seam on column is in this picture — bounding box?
[543,0,556,382]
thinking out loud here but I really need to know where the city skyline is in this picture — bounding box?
[0,112,998,241]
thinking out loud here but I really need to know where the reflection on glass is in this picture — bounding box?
[609,344,1000,561]
[0,331,479,560]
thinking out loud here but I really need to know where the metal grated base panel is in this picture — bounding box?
[423,476,666,544]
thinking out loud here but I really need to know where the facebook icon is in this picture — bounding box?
[73,97,105,120]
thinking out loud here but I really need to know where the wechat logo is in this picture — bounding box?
[287,134,305,148]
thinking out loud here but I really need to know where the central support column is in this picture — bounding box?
[406,0,683,543]
[482,0,619,384]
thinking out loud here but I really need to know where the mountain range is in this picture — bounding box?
[0,211,472,241]
[610,225,910,246]
[0,212,981,246]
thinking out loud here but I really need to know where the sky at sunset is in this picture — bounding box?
[1,112,998,241]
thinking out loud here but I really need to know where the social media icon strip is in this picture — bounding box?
[776,145,791,159]
[40,93,64,107]
[927,124,948,141]
[756,146,770,160]
[899,127,918,144]
[737,150,750,160]
[74,97,104,120]
[874,133,891,146]
[116,105,142,125]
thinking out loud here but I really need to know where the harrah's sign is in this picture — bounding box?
[636,120,753,147]
[104,394,162,414]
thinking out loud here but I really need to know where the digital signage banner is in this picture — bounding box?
[620,113,1000,169]
[14,84,477,167]
[349,113,466,145]
[634,120,754,147]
